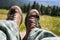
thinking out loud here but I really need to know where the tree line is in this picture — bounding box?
[21,1,60,16]
[0,1,60,16]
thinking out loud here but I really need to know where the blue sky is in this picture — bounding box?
[28,0,60,6]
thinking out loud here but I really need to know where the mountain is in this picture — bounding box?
[0,0,20,8]
[18,0,60,7]
[0,0,29,8]
[0,0,60,8]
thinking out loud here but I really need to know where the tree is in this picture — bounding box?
[27,2,31,12]
[40,4,45,15]
[31,1,36,9]
[36,3,40,12]
[56,6,59,16]
[22,4,27,13]
[31,1,40,12]
[51,6,59,16]
[58,8,60,16]
[45,5,52,15]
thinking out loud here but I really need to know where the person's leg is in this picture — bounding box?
[0,5,23,40]
[23,9,57,40]
[27,28,57,40]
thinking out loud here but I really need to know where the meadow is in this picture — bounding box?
[0,9,60,36]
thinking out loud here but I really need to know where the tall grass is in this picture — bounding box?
[19,14,26,31]
[40,15,60,36]
[0,9,60,36]
[0,9,8,14]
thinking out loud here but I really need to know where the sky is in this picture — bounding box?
[28,0,60,6]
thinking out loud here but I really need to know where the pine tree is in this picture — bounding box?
[45,5,52,15]
[31,1,37,9]
[31,1,40,12]
[51,6,59,16]
[40,4,45,15]
[23,4,27,13]
[27,2,31,12]
[36,3,40,12]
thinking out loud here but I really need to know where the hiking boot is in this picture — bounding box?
[23,9,41,40]
[6,5,23,26]
[25,9,41,31]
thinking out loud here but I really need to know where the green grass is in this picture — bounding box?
[0,9,60,36]
[40,15,60,36]
[19,14,60,36]
[19,13,26,31]
[0,9,8,14]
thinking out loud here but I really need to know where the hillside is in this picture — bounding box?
[0,0,60,8]
[0,0,20,8]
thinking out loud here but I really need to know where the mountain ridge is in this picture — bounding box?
[0,0,60,8]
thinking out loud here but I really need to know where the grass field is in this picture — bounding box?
[0,9,60,36]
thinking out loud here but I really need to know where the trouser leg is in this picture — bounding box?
[0,20,21,40]
[27,28,57,40]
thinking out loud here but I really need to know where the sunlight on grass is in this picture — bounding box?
[19,13,26,31]
[0,9,8,14]
[0,9,60,36]
[40,15,60,36]
[20,15,60,36]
